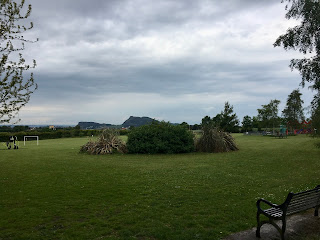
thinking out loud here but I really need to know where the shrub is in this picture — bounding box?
[119,129,129,135]
[71,129,80,137]
[126,121,195,154]
[195,127,238,153]
[80,129,127,154]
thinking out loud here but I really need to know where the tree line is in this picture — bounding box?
[199,88,310,134]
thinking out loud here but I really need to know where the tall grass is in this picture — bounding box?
[195,128,238,153]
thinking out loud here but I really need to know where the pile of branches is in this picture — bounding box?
[196,127,238,153]
[80,129,127,154]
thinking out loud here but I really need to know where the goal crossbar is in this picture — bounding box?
[24,136,39,146]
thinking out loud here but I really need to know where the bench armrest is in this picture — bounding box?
[257,198,281,212]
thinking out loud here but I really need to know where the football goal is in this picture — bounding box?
[24,136,39,146]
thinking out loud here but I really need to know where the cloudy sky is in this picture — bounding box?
[14,0,314,125]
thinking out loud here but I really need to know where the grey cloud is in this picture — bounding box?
[14,0,310,125]
[33,58,291,102]
[30,0,282,42]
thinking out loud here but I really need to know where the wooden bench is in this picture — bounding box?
[256,185,320,240]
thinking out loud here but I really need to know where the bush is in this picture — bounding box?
[119,129,129,135]
[126,121,195,154]
[195,127,238,153]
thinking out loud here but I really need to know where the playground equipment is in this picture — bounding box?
[288,120,313,135]
[280,125,287,137]
[277,125,287,138]
[6,136,19,149]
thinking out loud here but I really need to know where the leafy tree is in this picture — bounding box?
[274,0,320,130]
[12,125,28,132]
[242,115,252,132]
[201,115,212,127]
[211,113,222,128]
[180,121,189,129]
[0,125,11,131]
[310,83,320,134]
[191,124,200,130]
[252,116,261,131]
[312,104,320,135]
[0,0,37,123]
[282,89,305,130]
[257,99,281,134]
[219,102,239,132]
[201,102,239,132]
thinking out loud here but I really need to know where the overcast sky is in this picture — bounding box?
[13,0,315,125]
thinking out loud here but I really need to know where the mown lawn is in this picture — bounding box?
[0,134,319,239]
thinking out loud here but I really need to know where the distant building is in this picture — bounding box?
[49,125,56,130]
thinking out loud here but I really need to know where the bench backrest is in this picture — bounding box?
[286,185,320,215]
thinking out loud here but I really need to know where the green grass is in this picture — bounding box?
[0,134,319,239]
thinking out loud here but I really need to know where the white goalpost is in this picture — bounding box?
[24,136,39,146]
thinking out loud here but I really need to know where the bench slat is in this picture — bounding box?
[292,191,319,199]
[287,204,318,215]
[289,200,319,208]
[290,195,319,205]
[292,189,319,197]
[292,194,319,201]
[288,202,318,211]
[289,196,319,205]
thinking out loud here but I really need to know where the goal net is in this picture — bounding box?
[24,136,39,146]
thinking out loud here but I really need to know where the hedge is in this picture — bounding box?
[0,130,100,142]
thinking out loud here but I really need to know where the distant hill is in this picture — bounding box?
[78,117,157,130]
[122,116,157,128]
[78,122,113,130]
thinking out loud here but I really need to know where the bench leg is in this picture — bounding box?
[256,212,261,238]
[315,206,319,216]
[281,219,286,240]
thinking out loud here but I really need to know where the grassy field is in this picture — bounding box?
[0,134,319,240]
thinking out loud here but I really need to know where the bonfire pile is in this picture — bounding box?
[80,129,127,154]
[196,127,238,153]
